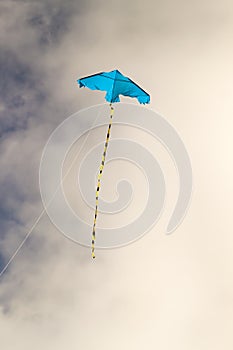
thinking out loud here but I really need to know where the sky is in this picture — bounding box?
[0,0,233,349]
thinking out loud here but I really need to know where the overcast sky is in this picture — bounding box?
[0,1,233,349]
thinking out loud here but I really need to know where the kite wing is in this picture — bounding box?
[77,70,150,104]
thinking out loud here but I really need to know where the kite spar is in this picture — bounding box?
[77,69,150,258]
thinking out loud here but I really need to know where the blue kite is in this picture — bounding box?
[77,69,150,104]
[77,70,150,259]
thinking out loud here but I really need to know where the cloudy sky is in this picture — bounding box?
[0,0,233,349]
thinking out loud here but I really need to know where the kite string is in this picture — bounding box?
[92,103,114,259]
[0,105,105,278]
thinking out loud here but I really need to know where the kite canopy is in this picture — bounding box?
[77,69,150,104]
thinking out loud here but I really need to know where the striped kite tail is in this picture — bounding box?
[92,104,114,259]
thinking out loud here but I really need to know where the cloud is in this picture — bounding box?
[0,50,47,136]
[0,1,79,272]
[0,1,233,349]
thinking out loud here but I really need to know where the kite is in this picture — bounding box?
[77,69,150,258]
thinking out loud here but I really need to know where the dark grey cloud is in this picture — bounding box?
[0,1,77,273]
[0,0,85,136]
[0,50,46,136]
[27,1,82,47]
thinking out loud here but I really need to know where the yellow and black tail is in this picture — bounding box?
[92,104,114,259]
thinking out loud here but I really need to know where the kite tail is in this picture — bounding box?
[92,103,114,259]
